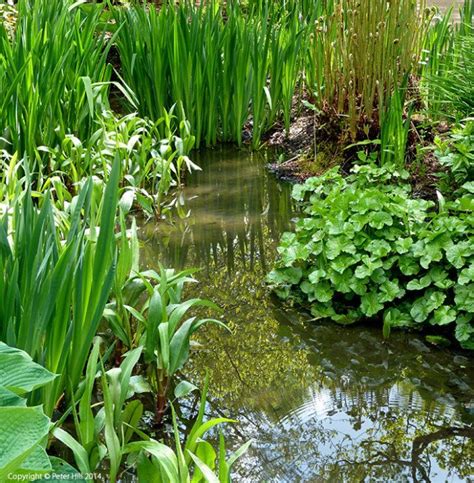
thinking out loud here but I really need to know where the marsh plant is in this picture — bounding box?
[268,164,474,349]
[0,0,114,161]
[114,0,312,147]
[0,161,120,416]
[307,0,433,138]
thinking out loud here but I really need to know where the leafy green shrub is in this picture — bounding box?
[268,164,474,349]
[435,121,474,192]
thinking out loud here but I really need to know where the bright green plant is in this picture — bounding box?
[0,160,120,415]
[427,33,474,120]
[42,108,198,218]
[268,164,474,349]
[423,0,474,120]
[379,84,413,168]
[135,379,252,483]
[55,340,250,483]
[129,266,228,423]
[0,0,115,163]
[53,339,148,482]
[114,1,310,148]
[0,343,56,479]
[435,121,474,191]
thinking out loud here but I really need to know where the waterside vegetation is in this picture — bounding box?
[0,0,473,480]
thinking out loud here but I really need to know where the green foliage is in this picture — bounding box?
[39,109,197,218]
[306,0,432,138]
[0,161,120,415]
[121,266,228,422]
[435,121,474,192]
[379,84,412,169]
[424,12,474,119]
[56,343,250,483]
[268,164,474,349]
[0,343,56,479]
[0,0,113,161]
[114,0,310,148]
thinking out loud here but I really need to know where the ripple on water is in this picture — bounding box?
[141,147,474,482]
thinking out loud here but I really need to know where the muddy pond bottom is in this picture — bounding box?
[140,147,474,482]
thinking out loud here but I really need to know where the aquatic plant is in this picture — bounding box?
[55,340,250,483]
[426,32,474,119]
[0,160,120,415]
[114,1,312,148]
[379,84,413,168]
[133,266,227,423]
[306,0,433,138]
[0,0,114,162]
[268,164,474,349]
[41,109,197,218]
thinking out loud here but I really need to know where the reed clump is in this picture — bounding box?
[114,1,317,148]
[307,0,433,139]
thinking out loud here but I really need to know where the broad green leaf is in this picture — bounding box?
[432,306,457,326]
[0,387,26,407]
[455,284,474,312]
[411,291,446,323]
[369,211,393,229]
[175,381,199,399]
[34,457,86,482]
[124,441,179,482]
[0,406,50,479]
[406,275,432,291]
[0,343,57,394]
[360,292,384,317]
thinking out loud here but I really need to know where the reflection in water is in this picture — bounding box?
[140,147,474,482]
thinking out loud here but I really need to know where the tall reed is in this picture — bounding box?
[114,1,312,147]
[423,0,474,120]
[306,0,432,138]
[0,0,113,162]
[0,161,120,416]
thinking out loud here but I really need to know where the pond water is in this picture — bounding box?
[140,148,474,482]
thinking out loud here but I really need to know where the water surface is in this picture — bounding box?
[141,148,474,482]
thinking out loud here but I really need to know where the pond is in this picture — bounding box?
[140,148,474,482]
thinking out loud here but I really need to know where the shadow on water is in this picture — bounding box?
[140,146,474,482]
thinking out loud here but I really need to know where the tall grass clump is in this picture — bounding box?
[0,161,120,416]
[115,1,313,148]
[306,0,433,139]
[0,0,113,162]
[424,2,474,120]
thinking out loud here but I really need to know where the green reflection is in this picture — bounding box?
[140,147,474,482]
